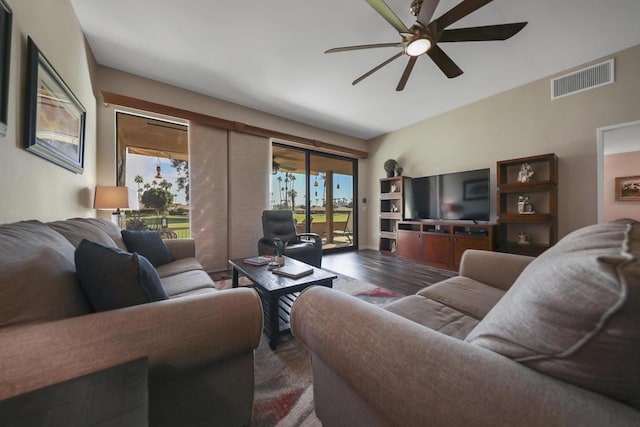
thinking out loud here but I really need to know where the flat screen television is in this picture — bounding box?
[404,168,490,222]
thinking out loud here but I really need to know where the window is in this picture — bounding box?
[116,112,190,238]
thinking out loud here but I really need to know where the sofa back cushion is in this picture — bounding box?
[0,221,91,328]
[62,218,127,250]
[465,219,640,409]
[48,218,118,248]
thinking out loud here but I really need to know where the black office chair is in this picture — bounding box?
[257,210,322,268]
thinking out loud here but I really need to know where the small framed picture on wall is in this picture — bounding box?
[615,176,640,201]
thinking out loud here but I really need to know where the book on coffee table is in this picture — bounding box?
[272,264,313,279]
[243,256,272,266]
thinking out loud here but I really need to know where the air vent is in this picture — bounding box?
[551,59,614,100]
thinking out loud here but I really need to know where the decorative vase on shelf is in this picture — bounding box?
[384,159,398,178]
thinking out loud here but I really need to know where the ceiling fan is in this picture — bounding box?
[326,0,527,91]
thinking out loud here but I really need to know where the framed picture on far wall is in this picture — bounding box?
[24,37,86,173]
[0,0,12,136]
[615,175,640,201]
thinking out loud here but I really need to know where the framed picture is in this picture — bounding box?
[24,37,85,173]
[463,178,489,201]
[615,176,640,201]
[0,0,12,136]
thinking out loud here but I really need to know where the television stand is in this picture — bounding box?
[396,221,495,271]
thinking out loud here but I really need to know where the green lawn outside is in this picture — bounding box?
[294,213,348,223]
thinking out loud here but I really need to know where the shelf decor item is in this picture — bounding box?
[517,231,530,245]
[24,37,86,174]
[614,176,640,201]
[384,159,398,177]
[517,196,535,214]
[517,163,534,183]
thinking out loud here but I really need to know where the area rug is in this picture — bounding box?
[214,272,403,426]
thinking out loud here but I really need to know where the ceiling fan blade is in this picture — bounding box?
[416,0,440,27]
[396,56,418,91]
[353,52,404,85]
[427,45,463,78]
[439,22,527,42]
[433,0,493,30]
[325,43,402,54]
[365,0,410,34]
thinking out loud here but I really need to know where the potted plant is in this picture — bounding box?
[395,165,403,176]
[384,159,398,177]
[274,238,288,266]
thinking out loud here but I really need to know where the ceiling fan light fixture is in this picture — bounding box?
[406,38,431,56]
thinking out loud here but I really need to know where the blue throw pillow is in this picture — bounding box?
[121,229,174,267]
[75,239,169,312]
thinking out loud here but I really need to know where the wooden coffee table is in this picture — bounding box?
[229,256,337,349]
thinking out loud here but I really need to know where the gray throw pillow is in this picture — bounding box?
[465,220,640,409]
[121,229,174,267]
[75,239,168,312]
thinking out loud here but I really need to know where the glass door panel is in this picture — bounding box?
[310,154,356,250]
[271,146,308,233]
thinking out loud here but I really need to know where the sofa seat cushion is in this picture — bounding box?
[160,270,217,297]
[122,230,174,267]
[466,219,640,409]
[155,258,204,278]
[385,295,479,340]
[75,240,169,312]
[0,221,91,327]
[48,218,117,248]
[417,277,505,320]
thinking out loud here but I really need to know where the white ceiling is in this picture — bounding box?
[71,0,640,140]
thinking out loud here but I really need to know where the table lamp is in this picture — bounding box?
[94,186,131,227]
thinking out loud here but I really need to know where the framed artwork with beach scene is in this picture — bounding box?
[24,37,86,173]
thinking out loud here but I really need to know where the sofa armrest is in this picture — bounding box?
[291,287,640,427]
[459,249,534,291]
[163,238,195,260]
[0,288,262,400]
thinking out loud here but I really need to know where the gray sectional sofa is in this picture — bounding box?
[292,219,640,426]
[0,218,263,426]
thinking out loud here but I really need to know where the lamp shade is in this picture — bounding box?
[94,186,130,210]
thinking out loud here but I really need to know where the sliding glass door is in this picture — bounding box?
[272,143,357,251]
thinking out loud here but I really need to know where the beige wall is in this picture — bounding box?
[0,0,97,223]
[604,151,640,221]
[93,66,369,268]
[365,44,640,249]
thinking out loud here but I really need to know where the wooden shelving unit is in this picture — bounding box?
[496,153,558,256]
[379,177,408,253]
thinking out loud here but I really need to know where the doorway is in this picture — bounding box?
[597,120,640,222]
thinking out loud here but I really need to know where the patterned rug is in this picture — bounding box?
[214,272,403,426]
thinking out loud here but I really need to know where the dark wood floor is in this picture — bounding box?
[322,250,456,296]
